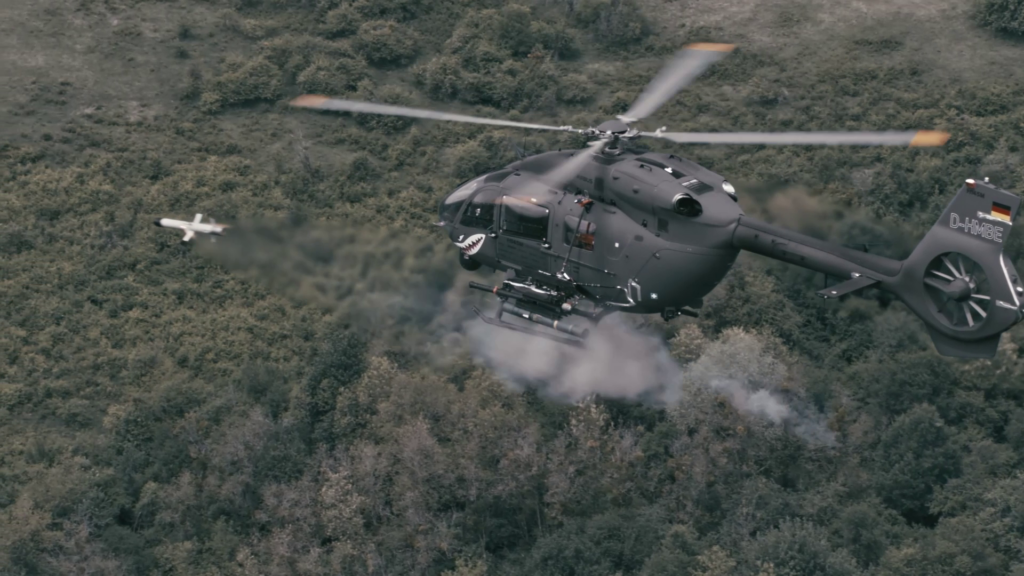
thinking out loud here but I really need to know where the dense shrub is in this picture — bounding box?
[346,151,381,182]
[873,405,962,522]
[296,54,368,94]
[0,227,34,255]
[411,7,584,110]
[302,329,368,446]
[199,56,282,112]
[558,73,594,104]
[6,0,1024,574]
[574,0,649,48]
[495,4,537,57]
[447,6,579,60]
[321,4,362,38]
[350,0,423,22]
[258,35,360,77]
[416,54,463,100]
[978,0,1024,35]
[742,519,863,576]
[529,19,581,60]
[448,140,492,180]
[353,20,418,67]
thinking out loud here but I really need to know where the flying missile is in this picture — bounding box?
[153,213,229,242]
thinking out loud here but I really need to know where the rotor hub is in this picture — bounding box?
[595,119,630,135]
[924,252,992,330]
[948,276,975,302]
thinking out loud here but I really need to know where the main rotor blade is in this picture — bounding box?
[519,138,610,196]
[290,95,583,133]
[619,43,735,123]
[640,130,950,146]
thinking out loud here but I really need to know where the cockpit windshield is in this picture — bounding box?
[438,177,482,224]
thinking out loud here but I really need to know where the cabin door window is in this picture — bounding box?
[501,196,550,243]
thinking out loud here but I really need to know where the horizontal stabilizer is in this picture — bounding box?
[817,275,879,299]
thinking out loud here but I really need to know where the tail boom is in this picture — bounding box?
[732,179,1023,358]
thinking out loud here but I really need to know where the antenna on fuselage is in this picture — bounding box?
[556,198,595,283]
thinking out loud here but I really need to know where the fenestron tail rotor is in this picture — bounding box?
[923,252,992,329]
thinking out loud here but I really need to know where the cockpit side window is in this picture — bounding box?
[501,196,549,242]
[564,215,596,251]
[459,185,501,230]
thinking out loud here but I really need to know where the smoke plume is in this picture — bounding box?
[196,215,462,348]
[465,314,836,446]
[464,313,682,404]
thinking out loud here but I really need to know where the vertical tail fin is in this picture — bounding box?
[895,179,1023,358]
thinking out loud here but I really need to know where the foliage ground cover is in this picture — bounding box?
[2,0,1024,574]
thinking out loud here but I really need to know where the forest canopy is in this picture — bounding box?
[2,0,1024,574]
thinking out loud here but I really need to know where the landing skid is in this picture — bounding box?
[472,306,586,348]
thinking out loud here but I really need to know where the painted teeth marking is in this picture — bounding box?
[455,233,485,256]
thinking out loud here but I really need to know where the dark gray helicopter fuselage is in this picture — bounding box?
[439,148,743,315]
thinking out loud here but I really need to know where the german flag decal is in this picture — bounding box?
[992,201,1012,222]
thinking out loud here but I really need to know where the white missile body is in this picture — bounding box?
[153,213,229,242]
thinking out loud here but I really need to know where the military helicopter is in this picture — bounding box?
[291,43,1024,359]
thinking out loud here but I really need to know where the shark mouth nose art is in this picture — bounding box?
[455,233,486,256]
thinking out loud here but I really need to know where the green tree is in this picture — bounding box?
[743,518,864,576]
[830,499,907,568]
[302,329,368,447]
[872,405,961,522]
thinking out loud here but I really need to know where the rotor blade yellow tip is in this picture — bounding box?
[290,95,330,108]
[686,43,736,53]
[909,130,950,147]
